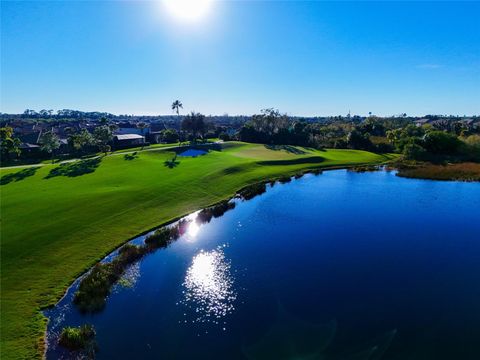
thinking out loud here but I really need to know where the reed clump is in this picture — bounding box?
[74,221,190,312]
[348,165,381,172]
[237,182,267,200]
[196,200,236,224]
[58,324,96,353]
[278,175,292,183]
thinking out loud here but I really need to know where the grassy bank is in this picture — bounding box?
[0,142,395,359]
[395,161,480,181]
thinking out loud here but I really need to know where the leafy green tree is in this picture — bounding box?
[171,100,183,116]
[250,108,289,138]
[386,124,425,152]
[93,126,113,155]
[69,129,94,154]
[181,112,206,141]
[161,129,179,143]
[423,131,462,154]
[403,143,426,160]
[219,132,231,141]
[346,129,373,150]
[238,108,290,144]
[0,127,21,160]
[99,116,109,126]
[39,131,61,163]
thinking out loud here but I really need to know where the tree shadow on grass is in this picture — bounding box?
[257,156,324,166]
[124,152,138,161]
[45,158,102,179]
[0,167,38,185]
[164,155,180,169]
[265,144,307,155]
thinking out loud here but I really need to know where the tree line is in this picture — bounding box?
[1,105,479,165]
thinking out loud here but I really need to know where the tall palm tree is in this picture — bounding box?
[171,100,183,116]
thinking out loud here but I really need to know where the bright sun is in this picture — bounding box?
[162,0,213,22]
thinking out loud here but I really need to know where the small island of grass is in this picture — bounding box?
[58,324,96,353]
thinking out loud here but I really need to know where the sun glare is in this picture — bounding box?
[187,221,200,237]
[162,0,213,22]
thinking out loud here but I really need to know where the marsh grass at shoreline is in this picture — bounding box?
[395,162,480,182]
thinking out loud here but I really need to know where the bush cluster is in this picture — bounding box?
[74,243,147,312]
[74,223,186,312]
[196,200,236,224]
[237,182,267,200]
[58,324,96,352]
[144,225,182,249]
[278,175,292,183]
[348,165,381,172]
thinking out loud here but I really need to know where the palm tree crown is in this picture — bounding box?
[171,100,183,116]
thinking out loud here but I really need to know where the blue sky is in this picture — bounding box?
[1,1,479,116]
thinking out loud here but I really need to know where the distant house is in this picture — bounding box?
[115,127,149,136]
[459,118,474,126]
[148,131,163,144]
[414,118,430,127]
[113,134,145,149]
[17,131,42,153]
[19,142,40,153]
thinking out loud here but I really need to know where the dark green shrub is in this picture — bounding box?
[74,263,115,312]
[278,175,292,183]
[145,226,177,249]
[423,131,462,154]
[74,244,149,312]
[197,200,235,224]
[403,143,426,160]
[346,130,374,150]
[238,182,267,200]
[58,324,96,352]
[219,132,231,141]
[348,165,380,172]
[118,244,146,263]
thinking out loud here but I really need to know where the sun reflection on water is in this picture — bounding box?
[187,221,200,238]
[181,247,236,323]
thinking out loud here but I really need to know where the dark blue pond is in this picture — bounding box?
[46,170,480,359]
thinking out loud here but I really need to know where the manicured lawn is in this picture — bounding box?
[0,142,396,359]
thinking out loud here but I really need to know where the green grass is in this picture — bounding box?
[0,142,396,359]
[0,140,189,168]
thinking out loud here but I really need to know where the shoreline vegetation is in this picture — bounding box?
[58,324,96,356]
[392,161,480,182]
[0,141,448,359]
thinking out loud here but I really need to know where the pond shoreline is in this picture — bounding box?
[43,167,480,359]
[43,161,479,357]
